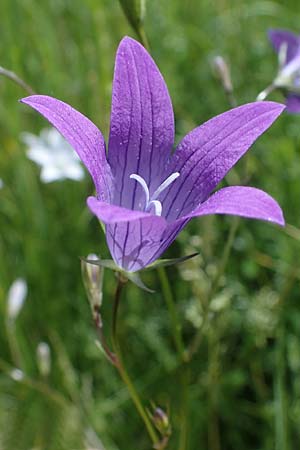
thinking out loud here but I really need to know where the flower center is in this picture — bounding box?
[130,172,180,216]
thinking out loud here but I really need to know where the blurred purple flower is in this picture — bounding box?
[21,37,284,272]
[258,29,300,113]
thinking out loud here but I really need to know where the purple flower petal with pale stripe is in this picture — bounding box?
[20,95,113,202]
[181,186,284,226]
[21,37,285,272]
[108,37,174,210]
[268,29,300,63]
[163,102,284,221]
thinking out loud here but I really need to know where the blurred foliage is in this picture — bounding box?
[1,0,300,449]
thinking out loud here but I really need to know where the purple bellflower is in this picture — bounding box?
[21,37,284,272]
[258,29,300,113]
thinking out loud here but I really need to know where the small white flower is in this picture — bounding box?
[22,128,85,183]
[7,278,27,320]
[0,178,3,189]
[10,368,24,381]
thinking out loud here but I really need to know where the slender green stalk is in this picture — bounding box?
[187,217,240,359]
[178,369,189,450]
[210,216,240,300]
[0,65,35,95]
[207,327,221,450]
[158,267,187,362]
[158,267,189,450]
[274,268,296,450]
[111,276,159,446]
[275,323,289,450]
[0,358,67,408]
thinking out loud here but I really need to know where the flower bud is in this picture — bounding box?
[81,254,104,314]
[212,55,233,94]
[10,368,24,382]
[36,342,51,376]
[151,407,171,436]
[6,278,27,320]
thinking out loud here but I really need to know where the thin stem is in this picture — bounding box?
[158,267,189,450]
[178,369,189,450]
[112,275,124,342]
[158,267,187,363]
[111,276,159,446]
[0,66,35,95]
[207,327,221,450]
[275,322,289,450]
[187,217,240,360]
[256,84,276,102]
[210,216,240,301]
[93,305,118,366]
[0,358,67,408]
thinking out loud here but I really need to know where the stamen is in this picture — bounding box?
[130,174,150,206]
[148,200,162,216]
[130,171,180,216]
[152,172,180,200]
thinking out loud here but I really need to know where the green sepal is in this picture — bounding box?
[81,252,198,293]
[80,257,154,293]
[144,252,199,271]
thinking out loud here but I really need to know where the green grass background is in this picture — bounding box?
[1,0,300,449]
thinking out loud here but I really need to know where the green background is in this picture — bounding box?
[1,1,300,449]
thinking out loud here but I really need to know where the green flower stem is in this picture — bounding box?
[187,216,240,360]
[111,276,159,446]
[178,369,190,450]
[275,322,289,450]
[0,65,35,95]
[274,268,296,450]
[158,267,187,363]
[157,267,189,450]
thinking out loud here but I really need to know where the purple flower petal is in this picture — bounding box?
[108,36,174,210]
[268,29,300,63]
[87,196,167,225]
[181,186,284,226]
[87,196,168,272]
[286,94,300,113]
[20,95,113,202]
[162,102,284,221]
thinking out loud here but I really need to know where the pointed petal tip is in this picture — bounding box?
[19,95,33,104]
[19,94,52,106]
[261,100,286,112]
[117,36,146,53]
